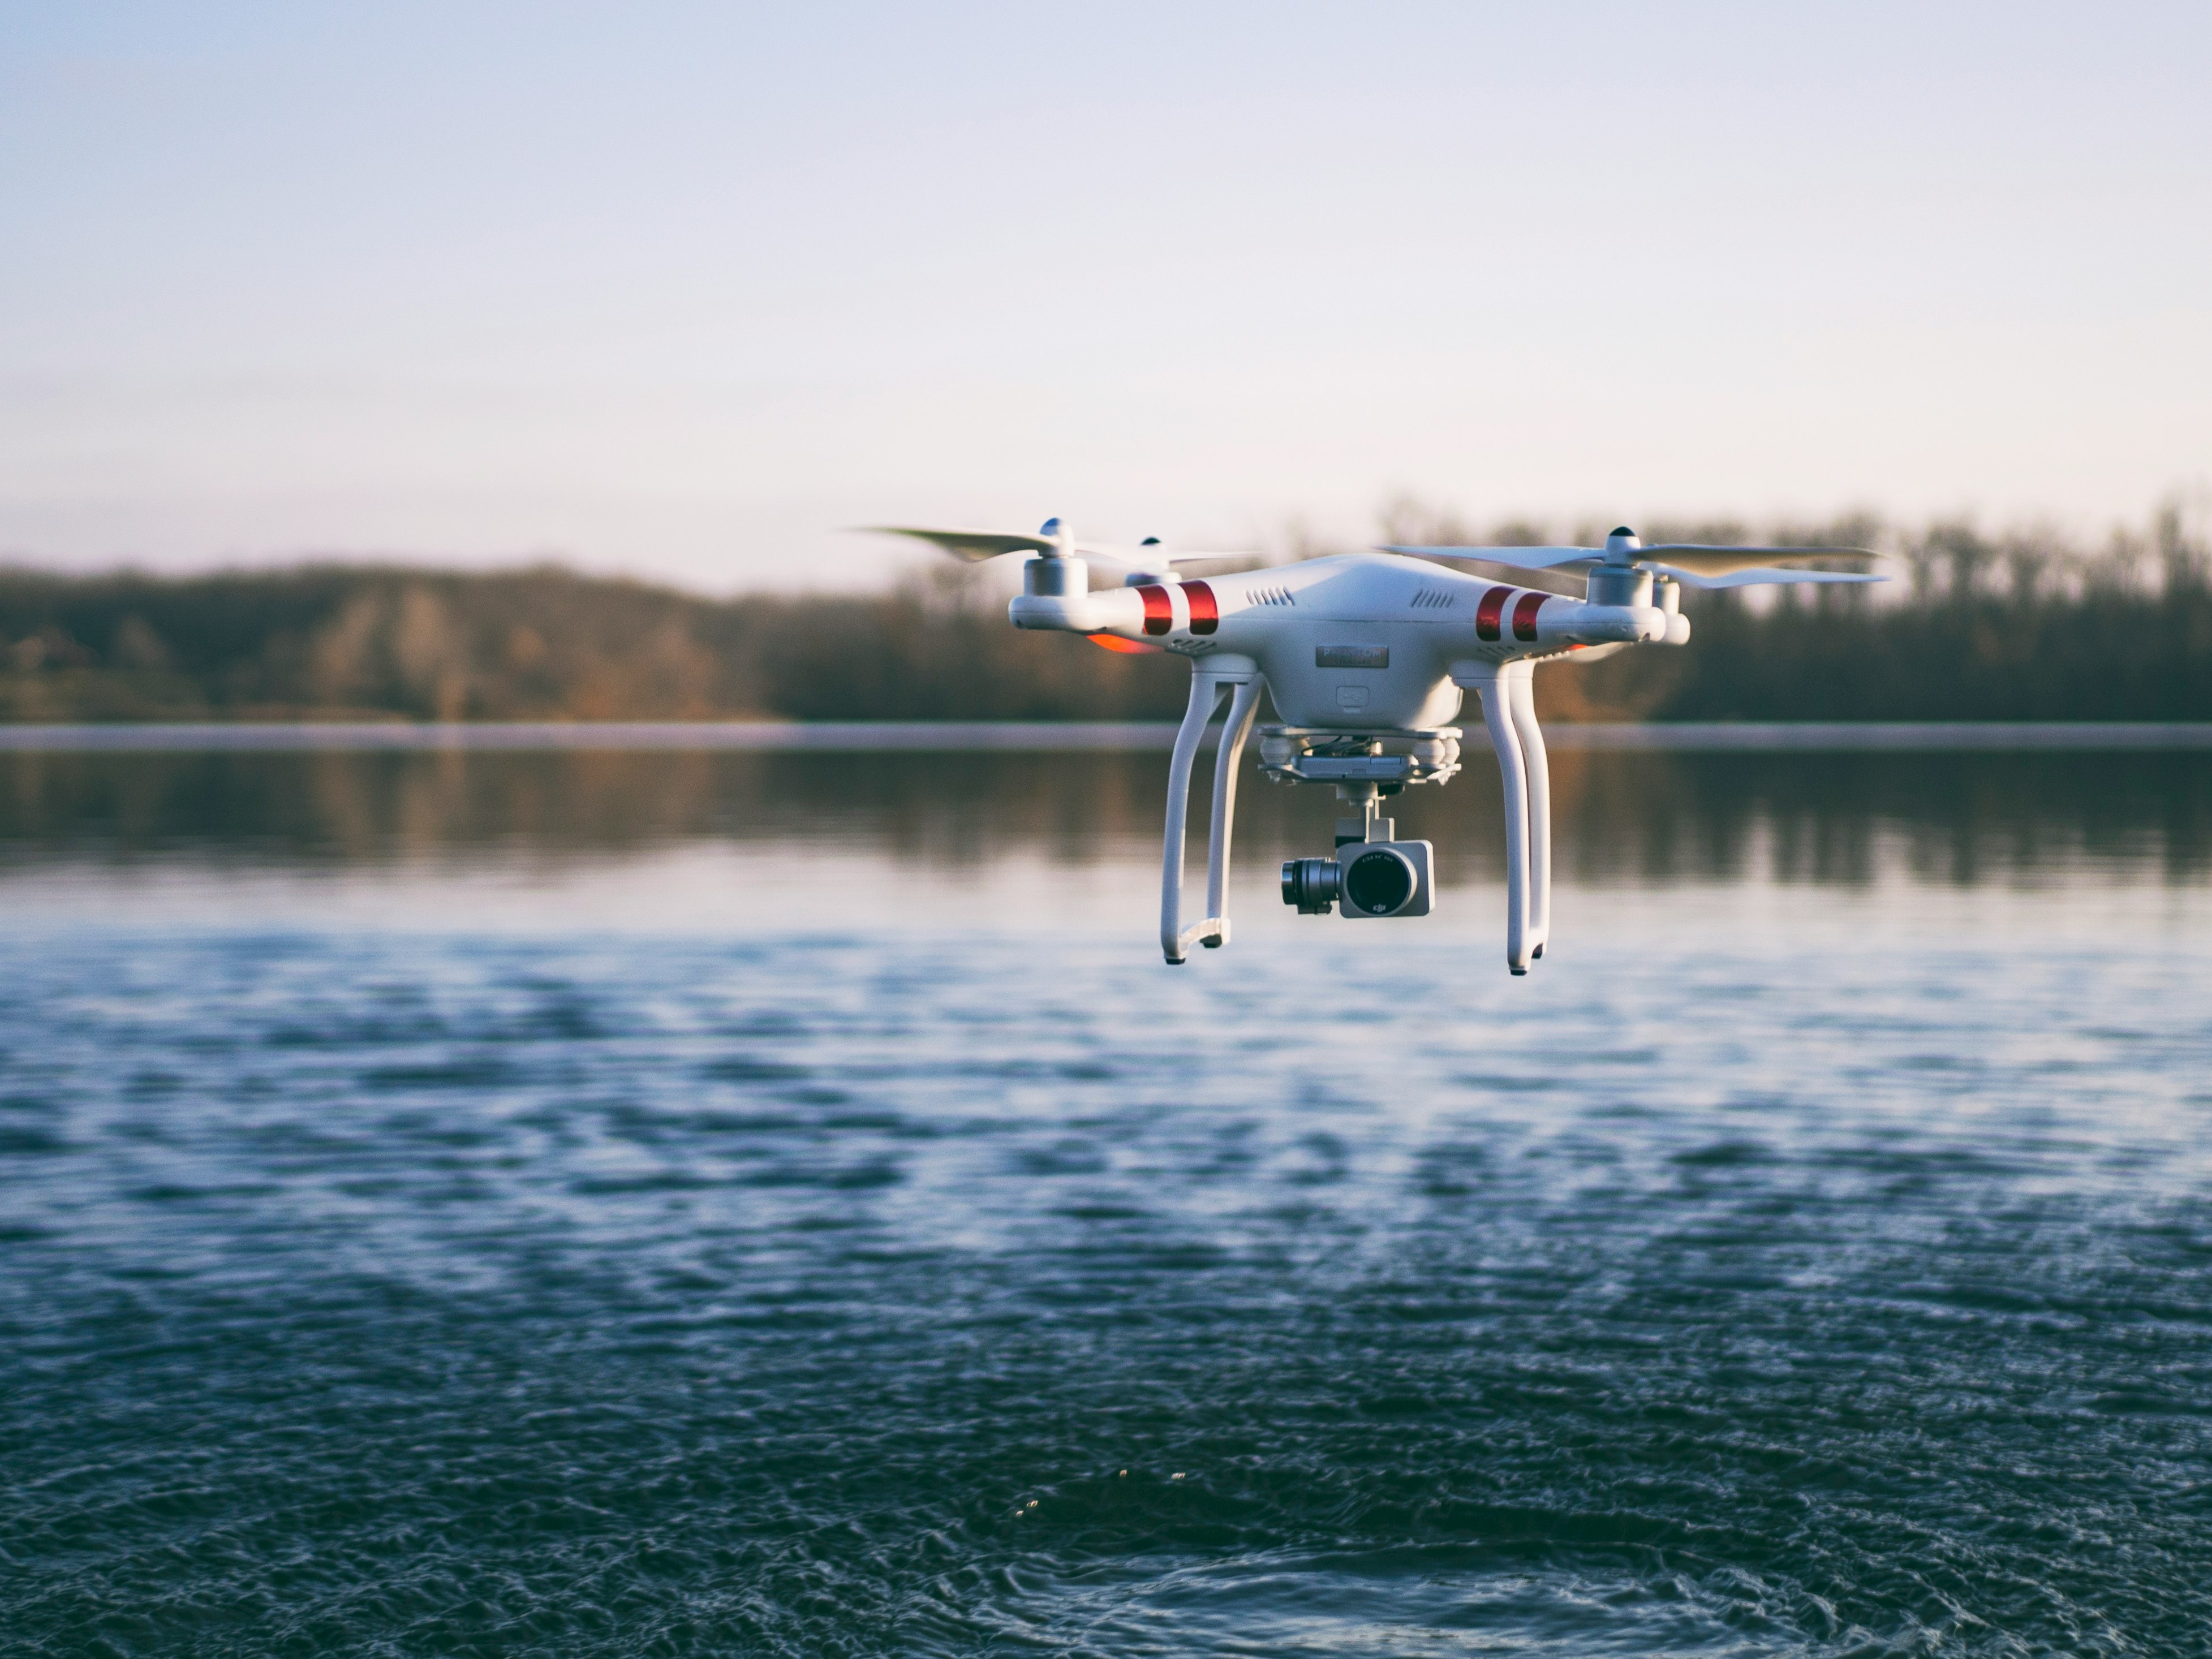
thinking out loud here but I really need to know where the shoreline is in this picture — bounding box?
[2,721,2210,753]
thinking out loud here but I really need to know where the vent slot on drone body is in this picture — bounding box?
[1250,585,1297,607]
[1409,588,1456,609]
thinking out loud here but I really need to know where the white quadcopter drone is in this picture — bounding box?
[873,518,1880,973]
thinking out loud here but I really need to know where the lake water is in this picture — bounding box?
[4,746,2211,1656]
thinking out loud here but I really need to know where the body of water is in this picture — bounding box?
[4,744,2210,1655]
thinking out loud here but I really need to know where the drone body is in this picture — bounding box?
[872,518,1879,973]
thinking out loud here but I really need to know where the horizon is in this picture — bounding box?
[2,493,2205,605]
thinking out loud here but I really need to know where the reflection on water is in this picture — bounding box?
[6,747,2212,887]
[3,747,2210,1656]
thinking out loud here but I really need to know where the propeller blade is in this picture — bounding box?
[1636,543,1875,577]
[864,526,1059,562]
[1378,544,1602,573]
[863,527,1258,571]
[1075,543,1258,567]
[1656,565,1885,591]
[1384,540,1881,592]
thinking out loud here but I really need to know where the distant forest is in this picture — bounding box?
[2,505,2207,723]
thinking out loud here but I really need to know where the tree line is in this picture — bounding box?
[1,503,2205,723]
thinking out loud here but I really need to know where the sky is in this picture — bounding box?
[2,1,2207,592]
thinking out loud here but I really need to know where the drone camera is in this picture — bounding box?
[1341,840,1432,919]
[1281,839,1434,919]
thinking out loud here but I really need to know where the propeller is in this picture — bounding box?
[861,519,1189,654]
[1380,526,1883,590]
[864,518,1254,575]
[871,526,1063,563]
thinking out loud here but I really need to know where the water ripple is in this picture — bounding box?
[3,917,2210,1655]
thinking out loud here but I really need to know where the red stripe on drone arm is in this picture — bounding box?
[1182,580,1219,635]
[1138,584,1173,636]
[1512,592,1548,642]
[1475,585,1510,642]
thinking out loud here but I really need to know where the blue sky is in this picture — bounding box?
[2,1,2206,589]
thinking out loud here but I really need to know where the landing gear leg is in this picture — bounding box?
[1462,662,1533,975]
[1203,678,1264,946]
[1506,661,1551,961]
[1161,655,1262,963]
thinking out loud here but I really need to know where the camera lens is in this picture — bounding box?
[1281,857,1340,914]
[1344,848,1415,916]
